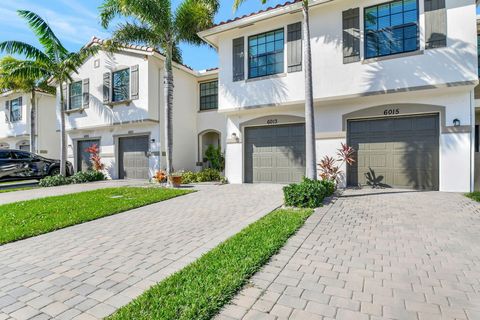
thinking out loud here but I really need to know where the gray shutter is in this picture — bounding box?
[18,97,22,120]
[131,65,139,100]
[232,37,245,82]
[103,72,111,103]
[342,8,360,64]
[5,101,9,123]
[83,78,89,108]
[287,22,302,73]
[62,85,68,110]
[425,0,447,49]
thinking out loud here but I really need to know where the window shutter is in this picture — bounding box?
[5,101,9,123]
[287,22,302,73]
[425,0,447,49]
[131,65,139,100]
[62,85,68,110]
[83,78,89,108]
[342,8,360,64]
[103,72,111,103]
[18,97,22,120]
[232,37,245,82]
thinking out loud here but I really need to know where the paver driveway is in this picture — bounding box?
[0,184,283,320]
[217,189,480,320]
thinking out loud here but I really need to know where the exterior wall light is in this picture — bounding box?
[150,138,156,143]
[453,119,461,127]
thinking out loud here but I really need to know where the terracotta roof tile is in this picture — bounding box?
[212,0,301,28]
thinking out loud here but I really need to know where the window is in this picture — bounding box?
[365,0,419,59]
[112,69,130,102]
[69,81,82,110]
[0,151,12,159]
[9,98,22,122]
[199,81,218,110]
[248,29,284,79]
[13,151,31,159]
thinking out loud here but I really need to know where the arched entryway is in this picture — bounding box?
[198,130,221,165]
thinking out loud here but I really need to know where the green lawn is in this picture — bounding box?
[0,186,38,194]
[0,187,192,245]
[108,208,313,320]
[466,192,480,202]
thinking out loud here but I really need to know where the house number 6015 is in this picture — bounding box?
[384,108,400,116]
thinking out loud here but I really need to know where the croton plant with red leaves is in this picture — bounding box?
[318,143,355,183]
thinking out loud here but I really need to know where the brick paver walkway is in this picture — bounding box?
[0,184,283,320]
[217,189,480,320]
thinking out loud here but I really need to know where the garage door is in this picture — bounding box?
[77,139,100,172]
[118,135,149,180]
[245,123,305,183]
[347,114,439,190]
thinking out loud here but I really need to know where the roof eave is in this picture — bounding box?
[198,0,334,46]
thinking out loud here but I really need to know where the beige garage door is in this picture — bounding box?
[244,123,305,184]
[347,114,439,190]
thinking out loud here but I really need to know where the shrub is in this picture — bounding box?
[39,171,106,187]
[39,175,72,187]
[283,178,334,209]
[181,168,222,184]
[70,170,106,184]
[322,179,335,197]
[205,145,225,171]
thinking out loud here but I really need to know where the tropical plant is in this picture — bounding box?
[318,143,355,184]
[234,0,317,180]
[85,144,105,171]
[283,178,334,209]
[0,56,54,154]
[204,144,224,171]
[0,10,99,175]
[152,170,167,183]
[99,0,220,184]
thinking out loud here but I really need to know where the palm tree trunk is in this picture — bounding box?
[163,44,174,181]
[29,90,36,154]
[302,0,317,180]
[59,83,67,176]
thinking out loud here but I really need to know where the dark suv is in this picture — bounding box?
[0,149,73,181]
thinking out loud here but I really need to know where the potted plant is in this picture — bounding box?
[168,171,183,188]
[152,170,167,184]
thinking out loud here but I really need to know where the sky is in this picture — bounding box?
[0,0,288,71]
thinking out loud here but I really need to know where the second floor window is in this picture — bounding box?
[69,81,82,110]
[199,81,218,110]
[365,0,419,59]
[9,98,22,122]
[249,29,284,79]
[112,68,130,102]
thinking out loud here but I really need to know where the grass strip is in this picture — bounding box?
[466,192,480,202]
[0,187,192,245]
[0,186,38,194]
[108,207,313,320]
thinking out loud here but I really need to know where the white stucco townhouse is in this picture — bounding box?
[57,37,226,179]
[0,90,59,158]
[198,0,479,192]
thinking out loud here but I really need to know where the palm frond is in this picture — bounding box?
[17,10,68,59]
[233,0,267,12]
[99,0,123,28]
[175,0,219,45]
[0,56,47,92]
[6,60,51,82]
[0,41,50,64]
[111,22,160,47]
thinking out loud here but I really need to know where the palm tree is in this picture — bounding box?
[0,10,99,175]
[99,0,219,179]
[0,56,55,154]
[234,0,317,180]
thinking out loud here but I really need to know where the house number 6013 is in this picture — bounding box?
[384,108,400,116]
[267,119,278,125]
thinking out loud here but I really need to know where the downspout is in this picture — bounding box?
[471,89,475,192]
